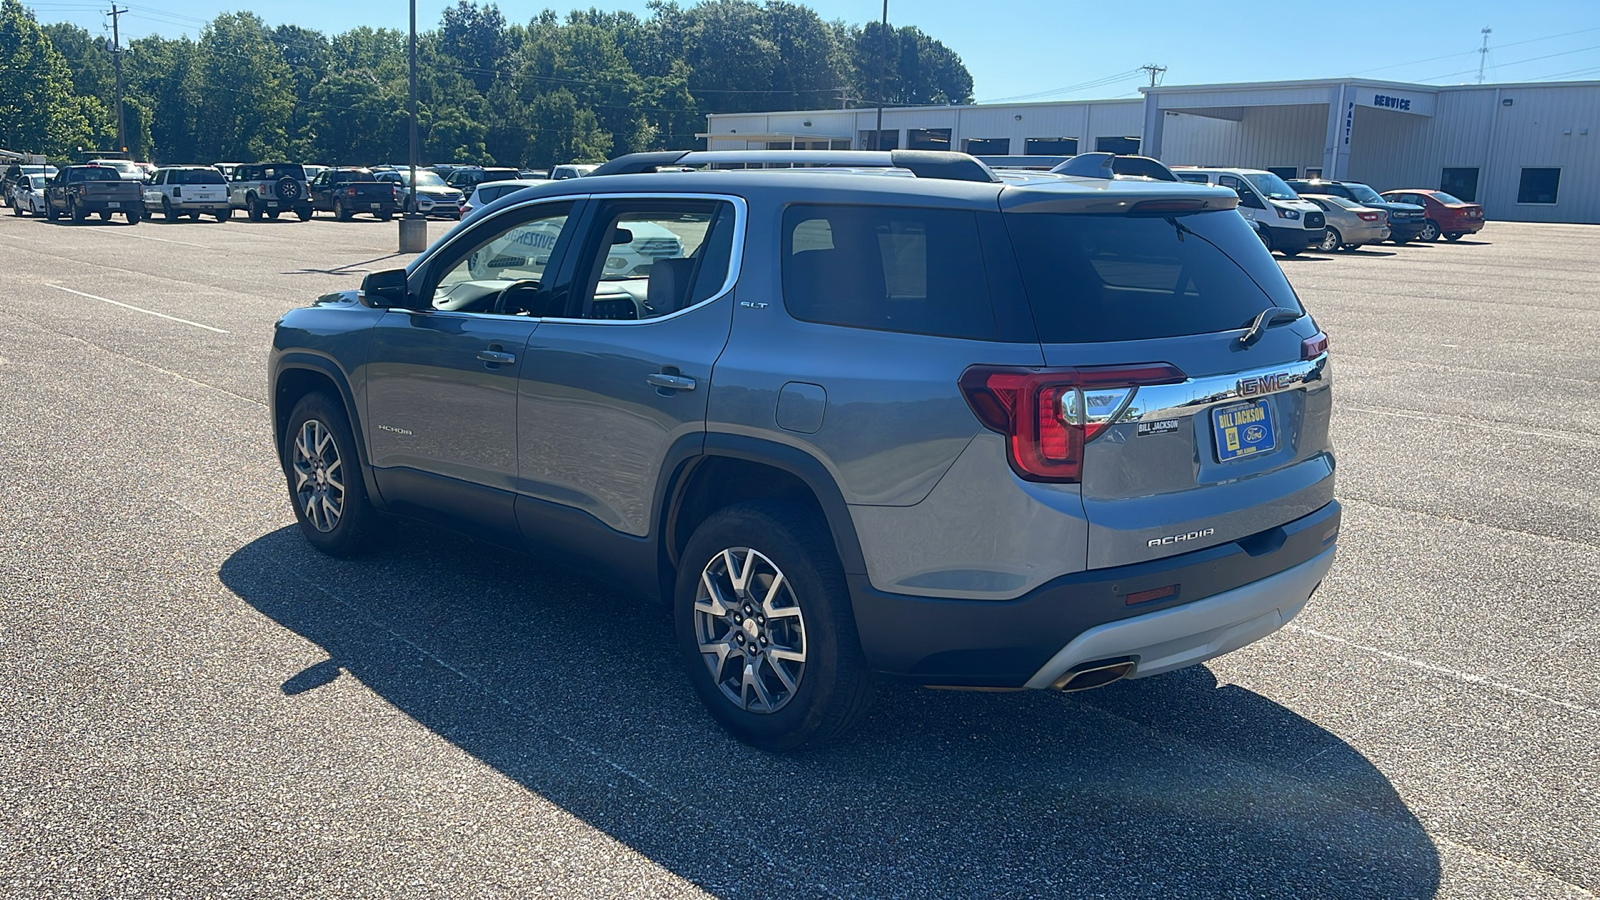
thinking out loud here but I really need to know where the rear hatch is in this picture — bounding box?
[1001,200,1335,570]
[169,170,227,203]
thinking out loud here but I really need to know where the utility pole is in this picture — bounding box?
[873,0,887,149]
[1476,27,1492,84]
[398,0,427,252]
[107,4,126,152]
[1140,64,1167,89]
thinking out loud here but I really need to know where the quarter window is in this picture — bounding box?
[781,205,996,341]
[1517,168,1559,204]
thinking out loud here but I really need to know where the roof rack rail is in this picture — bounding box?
[1050,152,1179,182]
[588,149,1001,184]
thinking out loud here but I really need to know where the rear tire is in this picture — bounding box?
[379,211,393,221]
[163,197,178,222]
[282,392,378,557]
[188,210,201,221]
[70,200,85,224]
[98,209,112,222]
[1317,228,1342,253]
[216,208,231,222]
[675,502,874,752]
[1445,232,1464,242]
[46,202,59,222]
[125,209,141,224]
[296,207,313,222]
[334,199,350,221]
[247,197,263,221]
[265,209,280,220]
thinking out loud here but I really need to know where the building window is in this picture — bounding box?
[1517,168,1560,204]
[1441,167,1480,202]
[1025,137,1078,156]
[963,137,1010,155]
[859,129,899,150]
[1095,136,1140,154]
[906,128,952,151]
[1267,166,1298,180]
[1305,167,1323,179]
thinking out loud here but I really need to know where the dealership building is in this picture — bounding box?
[702,77,1600,223]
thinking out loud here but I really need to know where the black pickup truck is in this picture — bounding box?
[309,168,399,221]
[45,165,143,224]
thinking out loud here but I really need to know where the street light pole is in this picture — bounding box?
[873,0,887,150]
[398,0,427,252]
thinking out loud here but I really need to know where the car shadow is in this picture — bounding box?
[1339,248,1399,257]
[219,523,1442,898]
[1276,255,1329,263]
[284,252,411,276]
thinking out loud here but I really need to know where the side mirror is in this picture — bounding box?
[611,227,634,245]
[359,268,413,309]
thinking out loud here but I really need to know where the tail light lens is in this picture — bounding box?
[960,364,1186,483]
[1357,211,1381,222]
[1302,331,1329,359]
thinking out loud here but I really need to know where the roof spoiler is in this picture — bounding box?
[1051,153,1180,182]
[588,149,1001,184]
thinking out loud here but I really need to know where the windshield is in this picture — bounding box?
[28,175,46,188]
[398,171,447,188]
[1432,192,1465,205]
[1346,183,1386,204]
[170,168,225,185]
[1008,209,1303,343]
[1243,173,1299,201]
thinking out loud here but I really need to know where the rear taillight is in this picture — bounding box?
[959,364,1186,483]
[1357,211,1381,222]
[1302,331,1329,359]
[346,186,357,198]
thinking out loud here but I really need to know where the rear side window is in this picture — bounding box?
[1006,210,1303,343]
[781,205,996,340]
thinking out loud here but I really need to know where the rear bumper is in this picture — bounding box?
[1268,224,1323,249]
[849,500,1341,687]
[1442,219,1484,235]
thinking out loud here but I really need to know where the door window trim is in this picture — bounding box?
[539,192,748,328]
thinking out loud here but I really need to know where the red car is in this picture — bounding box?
[1380,189,1485,242]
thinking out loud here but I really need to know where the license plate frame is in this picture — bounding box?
[107,201,121,208]
[1212,399,1277,462]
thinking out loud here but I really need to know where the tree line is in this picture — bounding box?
[0,0,973,167]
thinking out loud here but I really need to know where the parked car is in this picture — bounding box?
[372,168,463,218]
[8,174,48,216]
[460,178,546,218]
[1285,180,1426,244]
[550,163,598,180]
[1297,194,1389,251]
[2,163,55,208]
[214,162,243,179]
[1380,189,1485,241]
[518,169,550,180]
[270,148,1338,750]
[1172,168,1326,255]
[229,162,313,221]
[143,166,232,222]
[443,166,521,192]
[303,164,328,183]
[87,158,145,182]
[308,168,399,220]
[45,165,143,223]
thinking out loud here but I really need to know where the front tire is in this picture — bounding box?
[675,502,874,752]
[1317,227,1342,253]
[1419,220,1441,242]
[282,392,378,557]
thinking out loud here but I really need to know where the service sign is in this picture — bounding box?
[1354,89,1434,117]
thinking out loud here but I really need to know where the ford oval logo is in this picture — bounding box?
[1244,424,1266,443]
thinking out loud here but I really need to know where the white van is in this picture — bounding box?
[1171,168,1325,256]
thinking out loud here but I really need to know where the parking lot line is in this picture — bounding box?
[44,283,230,334]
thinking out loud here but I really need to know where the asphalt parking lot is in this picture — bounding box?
[1,210,1596,899]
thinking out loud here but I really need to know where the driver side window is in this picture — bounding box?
[427,203,574,315]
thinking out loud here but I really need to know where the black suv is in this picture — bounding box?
[270,150,1338,750]
[1285,179,1426,243]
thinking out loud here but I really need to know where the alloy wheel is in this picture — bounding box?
[693,547,807,714]
[291,418,346,533]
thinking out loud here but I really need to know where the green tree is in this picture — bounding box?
[185,13,296,160]
[0,0,94,156]
[126,35,198,162]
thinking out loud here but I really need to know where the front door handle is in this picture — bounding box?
[646,372,697,392]
[477,349,516,365]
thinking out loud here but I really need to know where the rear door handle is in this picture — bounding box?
[477,350,516,364]
[646,372,696,392]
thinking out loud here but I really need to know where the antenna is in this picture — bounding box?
[1477,27,1492,84]
[1140,64,1167,88]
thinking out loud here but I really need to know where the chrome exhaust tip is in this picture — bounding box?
[1051,658,1136,692]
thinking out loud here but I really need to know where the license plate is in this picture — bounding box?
[107,201,121,208]
[370,203,380,208]
[1212,399,1277,461]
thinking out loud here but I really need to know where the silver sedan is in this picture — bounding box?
[1301,194,1389,251]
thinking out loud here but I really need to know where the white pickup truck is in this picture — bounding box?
[143,166,232,222]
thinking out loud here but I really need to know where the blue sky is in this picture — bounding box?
[29,0,1600,103]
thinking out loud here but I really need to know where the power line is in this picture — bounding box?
[1421,43,1600,82]
[979,68,1144,104]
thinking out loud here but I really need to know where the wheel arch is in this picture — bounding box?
[272,355,383,508]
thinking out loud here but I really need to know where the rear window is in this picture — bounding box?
[169,169,225,185]
[71,167,121,182]
[781,205,996,341]
[333,170,376,181]
[1006,210,1302,343]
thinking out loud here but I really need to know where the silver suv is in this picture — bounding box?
[270,150,1339,750]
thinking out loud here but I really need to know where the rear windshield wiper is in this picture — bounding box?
[1238,307,1301,348]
